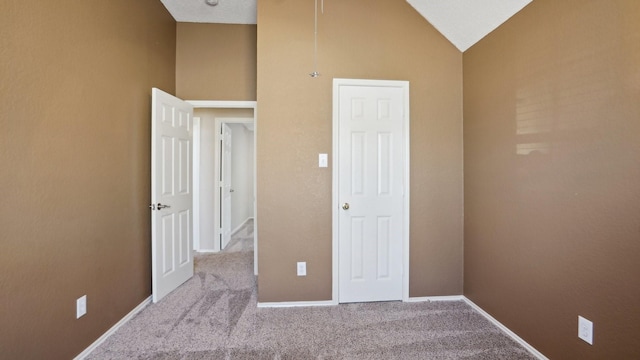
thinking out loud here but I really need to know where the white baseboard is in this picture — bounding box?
[257,300,336,308]
[73,296,152,360]
[196,249,218,253]
[261,295,464,307]
[463,297,548,360]
[405,295,464,302]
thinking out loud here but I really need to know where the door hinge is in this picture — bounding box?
[149,204,156,210]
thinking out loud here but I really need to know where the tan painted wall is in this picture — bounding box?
[256,0,463,302]
[463,0,640,358]
[0,1,176,358]
[176,23,257,100]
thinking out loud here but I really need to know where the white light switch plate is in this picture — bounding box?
[319,153,328,168]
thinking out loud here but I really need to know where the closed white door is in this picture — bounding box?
[220,123,233,249]
[336,80,408,303]
[151,88,194,303]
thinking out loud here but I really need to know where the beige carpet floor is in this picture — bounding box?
[87,223,535,360]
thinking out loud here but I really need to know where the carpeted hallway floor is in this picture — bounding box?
[87,222,536,359]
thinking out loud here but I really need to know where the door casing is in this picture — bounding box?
[331,79,410,304]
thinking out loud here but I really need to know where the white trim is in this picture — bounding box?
[406,295,464,302]
[257,300,336,308]
[192,117,201,251]
[463,297,549,360]
[332,83,339,304]
[332,78,410,304]
[188,100,257,109]
[73,296,152,360]
[187,100,258,276]
[212,119,223,252]
[401,81,411,302]
[252,105,258,276]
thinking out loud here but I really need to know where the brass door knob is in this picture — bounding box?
[342,203,350,210]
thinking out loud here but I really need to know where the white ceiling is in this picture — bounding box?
[158,0,532,52]
[158,0,257,24]
[406,0,532,51]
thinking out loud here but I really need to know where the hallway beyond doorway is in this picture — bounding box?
[223,219,254,253]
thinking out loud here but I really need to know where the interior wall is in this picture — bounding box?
[0,1,176,358]
[194,108,254,251]
[463,0,640,358]
[176,23,257,101]
[257,0,463,302]
[230,123,255,232]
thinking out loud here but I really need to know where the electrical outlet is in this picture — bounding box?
[297,262,307,276]
[76,295,87,319]
[578,316,593,345]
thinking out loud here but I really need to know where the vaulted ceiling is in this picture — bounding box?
[158,0,532,52]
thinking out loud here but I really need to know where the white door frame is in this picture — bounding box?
[190,101,258,276]
[331,79,410,304]
[193,116,202,251]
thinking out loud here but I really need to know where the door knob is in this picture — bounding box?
[342,203,350,210]
[157,203,171,210]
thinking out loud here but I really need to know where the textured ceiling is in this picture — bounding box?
[158,0,256,24]
[158,0,532,52]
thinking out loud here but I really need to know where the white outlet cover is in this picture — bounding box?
[297,262,307,276]
[76,295,87,319]
[578,316,593,345]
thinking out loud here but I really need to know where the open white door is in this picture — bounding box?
[151,88,194,303]
[220,123,233,249]
[334,79,409,303]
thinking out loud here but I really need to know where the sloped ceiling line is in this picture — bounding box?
[158,0,531,52]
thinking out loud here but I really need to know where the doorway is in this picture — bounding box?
[332,79,410,303]
[191,101,258,275]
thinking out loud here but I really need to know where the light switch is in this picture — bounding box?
[319,153,328,168]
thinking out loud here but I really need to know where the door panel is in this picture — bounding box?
[350,216,365,280]
[378,133,392,195]
[161,136,173,195]
[377,216,391,279]
[178,210,190,264]
[221,123,233,249]
[351,132,365,195]
[178,139,190,194]
[151,88,194,303]
[161,214,174,274]
[337,82,406,303]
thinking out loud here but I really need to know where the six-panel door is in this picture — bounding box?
[337,83,406,303]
